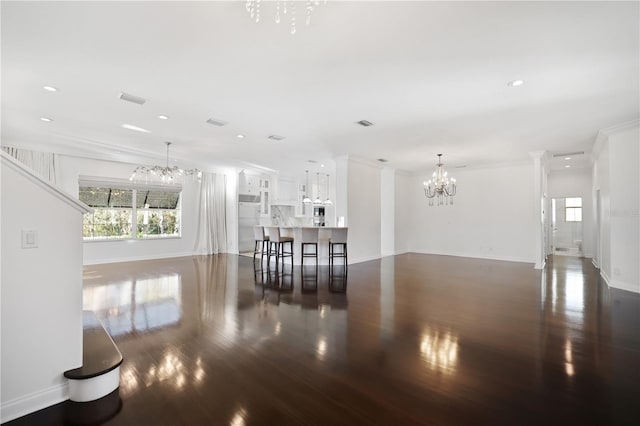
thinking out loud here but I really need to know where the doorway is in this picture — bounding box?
[551,197,583,257]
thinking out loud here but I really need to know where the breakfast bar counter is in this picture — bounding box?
[265,226,347,266]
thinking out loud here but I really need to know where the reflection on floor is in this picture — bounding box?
[7,254,640,425]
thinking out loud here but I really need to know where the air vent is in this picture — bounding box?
[268,135,285,141]
[206,118,228,127]
[356,120,374,127]
[307,160,318,164]
[377,158,388,163]
[118,92,147,105]
[553,151,584,158]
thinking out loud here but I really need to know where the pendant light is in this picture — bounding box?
[324,174,333,206]
[302,170,312,204]
[313,172,323,205]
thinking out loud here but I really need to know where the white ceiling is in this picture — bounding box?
[2,1,638,175]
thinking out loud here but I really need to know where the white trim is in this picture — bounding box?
[83,250,200,265]
[607,278,640,294]
[408,249,535,265]
[67,367,120,403]
[592,258,600,269]
[534,260,546,270]
[1,151,92,214]
[348,254,382,265]
[601,270,612,287]
[0,383,68,424]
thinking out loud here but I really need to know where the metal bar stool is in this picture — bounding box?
[329,228,348,266]
[267,227,293,269]
[253,226,270,262]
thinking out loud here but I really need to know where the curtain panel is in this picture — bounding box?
[1,146,57,183]
[193,172,228,255]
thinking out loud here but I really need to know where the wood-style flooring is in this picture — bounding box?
[6,254,640,425]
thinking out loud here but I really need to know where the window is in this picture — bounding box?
[80,180,181,241]
[565,197,582,222]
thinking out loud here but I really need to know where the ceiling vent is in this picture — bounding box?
[118,92,147,105]
[356,120,374,127]
[377,158,388,163]
[268,135,285,141]
[552,151,584,158]
[206,117,228,127]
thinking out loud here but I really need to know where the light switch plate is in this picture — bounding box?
[22,229,38,249]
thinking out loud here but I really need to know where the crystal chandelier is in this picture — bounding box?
[423,154,457,206]
[130,142,201,184]
[245,0,324,35]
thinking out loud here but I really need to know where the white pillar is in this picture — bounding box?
[529,151,547,269]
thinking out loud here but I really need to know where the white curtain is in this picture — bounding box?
[2,146,57,183]
[193,172,228,255]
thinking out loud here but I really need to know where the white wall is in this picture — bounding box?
[56,154,237,264]
[380,169,395,256]
[337,158,382,263]
[593,138,612,279]
[608,126,639,292]
[394,172,411,255]
[548,167,594,256]
[409,162,537,263]
[1,158,84,422]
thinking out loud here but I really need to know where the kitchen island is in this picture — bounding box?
[264,226,347,266]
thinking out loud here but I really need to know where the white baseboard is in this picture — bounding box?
[348,254,382,265]
[608,278,640,294]
[407,248,535,265]
[84,251,198,265]
[1,382,68,424]
[601,270,611,287]
[534,260,546,270]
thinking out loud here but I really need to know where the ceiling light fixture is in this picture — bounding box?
[302,170,312,204]
[245,0,324,35]
[313,172,323,205]
[129,142,201,184]
[564,157,571,160]
[565,165,571,168]
[237,134,245,139]
[157,115,169,120]
[39,117,53,122]
[324,174,333,206]
[507,79,525,87]
[43,86,58,92]
[424,154,457,206]
[121,123,151,133]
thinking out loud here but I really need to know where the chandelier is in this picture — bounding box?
[129,142,201,184]
[423,154,457,206]
[245,0,324,35]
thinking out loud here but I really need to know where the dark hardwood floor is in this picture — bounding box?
[7,254,640,425]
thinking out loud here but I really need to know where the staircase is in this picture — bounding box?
[63,311,123,403]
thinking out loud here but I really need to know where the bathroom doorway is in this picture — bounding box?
[551,197,583,257]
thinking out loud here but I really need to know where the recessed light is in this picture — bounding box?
[320,164,325,168]
[237,134,245,139]
[121,123,151,133]
[565,165,571,168]
[43,86,58,92]
[157,115,169,120]
[40,117,53,122]
[564,157,571,160]
[508,79,525,87]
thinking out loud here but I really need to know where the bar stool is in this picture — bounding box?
[253,226,269,262]
[300,228,320,266]
[329,228,348,266]
[267,227,293,269]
